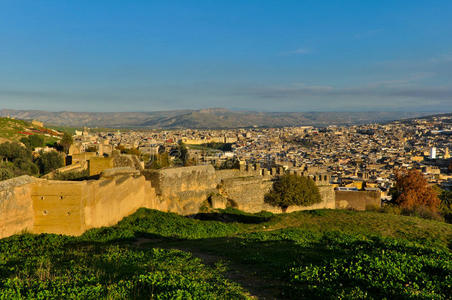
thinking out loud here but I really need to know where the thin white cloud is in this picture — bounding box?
[429,53,452,64]
[366,72,435,88]
[236,81,452,101]
[280,48,311,56]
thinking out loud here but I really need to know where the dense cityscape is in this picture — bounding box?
[67,114,452,200]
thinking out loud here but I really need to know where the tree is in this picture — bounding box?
[391,169,440,211]
[438,188,452,223]
[60,133,73,154]
[0,142,31,162]
[0,167,14,181]
[265,174,321,212]
[146,153,170,169]
[36,151,64,175]
[13,158,39,176]
[218,158,240,170]
[20,135,44,149]
[171,142,189,166]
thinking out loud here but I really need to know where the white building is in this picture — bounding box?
[430,147,436,159]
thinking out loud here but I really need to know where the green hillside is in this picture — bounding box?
[0,117,60,144]
[0,209,451,299]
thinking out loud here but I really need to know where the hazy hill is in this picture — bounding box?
[0,108,438,129]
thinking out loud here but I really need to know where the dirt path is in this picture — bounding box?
[134,238,284,299]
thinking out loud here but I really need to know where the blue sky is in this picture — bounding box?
[0,0,451,112]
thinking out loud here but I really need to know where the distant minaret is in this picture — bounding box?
[430,147,437,159]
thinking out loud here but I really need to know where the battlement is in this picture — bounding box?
[0,164,379,239]
[236,163,331,185]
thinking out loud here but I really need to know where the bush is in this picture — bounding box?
[380,204,402,215]
[265,174,321,212]
[401,206,444,222]
[53,169,89,181]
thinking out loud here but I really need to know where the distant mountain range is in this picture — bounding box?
[0,108,442,129]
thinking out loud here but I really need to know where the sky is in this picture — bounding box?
[0,0,451,112]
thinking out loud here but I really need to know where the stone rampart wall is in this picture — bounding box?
[144,165,218,215]
[215,169,242,182]
[0,176,34,238]
[0,172,157,238]
[88,157,114,176]
[31,179,87,235]
[1,165,380,239]
[335,190,381,210]
[84,175,153,230]
[218,176,335,213]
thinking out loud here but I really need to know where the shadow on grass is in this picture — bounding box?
[188,211,272,224]
[128,232,345,299]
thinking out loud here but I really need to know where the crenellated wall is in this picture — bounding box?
[218,175,335,213]
[0,164,379,239]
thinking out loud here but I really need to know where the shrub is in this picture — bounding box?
[53,169,89,181]
[401,206,444,221]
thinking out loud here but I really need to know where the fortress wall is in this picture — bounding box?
[147,165,218,215]
[57,162,86,173]
[0,176,35,239]
[31,180,87,236]
[215,169,242,182]
[335,190,381,210]
[84,175,151,229]
[219,177,336,213]
[219,176,273,213]
[1,165,342,240]
[88,157,113,176]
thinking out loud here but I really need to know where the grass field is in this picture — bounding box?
[0,208,451,299]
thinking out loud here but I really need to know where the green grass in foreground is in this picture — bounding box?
[0,208,451,299]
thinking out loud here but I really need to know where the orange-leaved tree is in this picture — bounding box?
[391,169,440,211]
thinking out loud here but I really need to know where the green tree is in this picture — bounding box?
[0,142,31,162]
[13,158,39,176]
[60,133,73,154]
[146,153,170,169]
[218,158,240,169]
[29,135,44,148]
[0,167,14,181]
[265,174,321,212]
[36,151,64,175]
[438,188,452,223]
[20,135,44,149]
[0,142,40,179]
[171,142,189,166]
